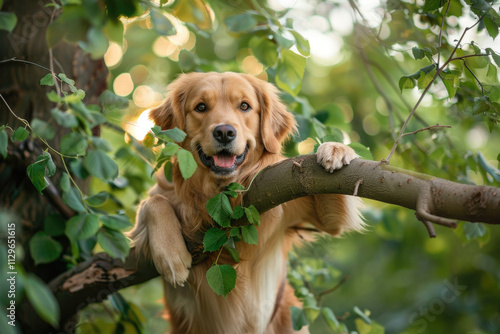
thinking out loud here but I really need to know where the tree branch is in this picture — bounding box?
[25,155,500,332]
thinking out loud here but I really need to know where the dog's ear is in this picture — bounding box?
[149,76,187,130]
[249,76,297,154]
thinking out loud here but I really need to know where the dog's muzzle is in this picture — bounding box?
[197,145,248,176]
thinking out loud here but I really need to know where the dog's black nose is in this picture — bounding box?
[213,124,236,144]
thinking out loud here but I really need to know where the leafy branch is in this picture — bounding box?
[21,153,500,332]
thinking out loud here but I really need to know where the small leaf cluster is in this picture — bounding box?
[221,6,310,97]
[203,182,261,297]
[288,252,384,333]
[148,125,197,181]
[398,1,500,129]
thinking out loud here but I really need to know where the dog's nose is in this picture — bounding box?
[213,124,236,144]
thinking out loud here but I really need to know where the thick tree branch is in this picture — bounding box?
[26,155,500,332]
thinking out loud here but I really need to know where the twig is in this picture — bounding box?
[317,275,350,306]
[462,60,485,96]
[385,12,488,163]
[437,0,452,68]
[401,124,452,137]
[49,49,62,97]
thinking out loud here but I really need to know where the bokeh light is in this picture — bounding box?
[113,73,134,96]
[125,109,156,141]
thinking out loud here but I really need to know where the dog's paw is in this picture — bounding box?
[316,142,359,173]
[151,246,192,287]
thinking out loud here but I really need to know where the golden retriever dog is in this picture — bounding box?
[128,72,363,334]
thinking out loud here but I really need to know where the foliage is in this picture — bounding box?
[1,0,500,333]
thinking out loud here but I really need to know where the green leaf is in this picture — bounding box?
[276,50,307,96]
[244,205,261,225]
[227,182,246,191]
[289,30,310,57]
[41,151,56,177]
[176,148,197,180]
[322,308,340,331]
[99,214,133,230]
[60,172,71,193]
[60,132,88,156]
[355,318,385,334]
[353,306,372,324]
[104,18,124,44]
[489,85,500,104]
[232,205,244,219]
[27,162,48,194]
[203,227,228,252]
[31,118,55,140]
[223,237,240,262]
[58,73,75,87]
[241,224,258,245]
[62,187,87,213]
[206,193,233,227]
[249,36,278,67]
[152,126,187,143]
[224,13,257,33]
[442,73,459,99]
[24,274,60,327]
[486,63,498,84]
[398,76,416,91]
[487,48,500,67]
[84,149,119,181]
[412,47,425,60]
[97,227,130,261]
[90,136,113,152]
[85,191,110,207]
[150,8,176,36]
[78,27,109,59]
[206,264,236,297]
[463,222,487,240]
[349,143,373,160]
[321,131,344,144]
[11,127,29,141]
[0,11,17,32]
[229,227,241,239]
[290,306,309,330]
[65,214,100,240]
[423,0,446,12]
[99,90,129,112]
[0,129,7,158]
[29,231,63,265]
[51,109,79,128]
[484,16,499,40]
[417,68,436,89]
[40,73,55,86]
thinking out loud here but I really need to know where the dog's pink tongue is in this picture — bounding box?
[213,155,236,168]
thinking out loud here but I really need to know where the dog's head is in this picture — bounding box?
[150,72,296,178]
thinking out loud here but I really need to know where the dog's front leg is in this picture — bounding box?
[129,194,192,287]
[309,142,364,235]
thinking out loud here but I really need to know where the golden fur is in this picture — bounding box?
[128,72,364,334]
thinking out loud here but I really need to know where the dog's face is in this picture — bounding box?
[150,72,296,178]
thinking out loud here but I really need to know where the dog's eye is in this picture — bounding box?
[240,102,250,111]
[195,103,207,112]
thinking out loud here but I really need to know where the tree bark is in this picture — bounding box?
[0,0,108,283]
[21,154,500,333]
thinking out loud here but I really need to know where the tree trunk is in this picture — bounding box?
[0,0,108,327]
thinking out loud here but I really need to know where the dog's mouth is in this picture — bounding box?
[197,145,248,175]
